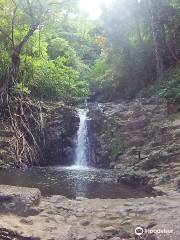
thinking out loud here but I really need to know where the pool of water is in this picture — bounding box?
[0,166,158,199]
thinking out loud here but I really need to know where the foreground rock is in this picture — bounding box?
[0,185,180,240]
[0,185,41,216]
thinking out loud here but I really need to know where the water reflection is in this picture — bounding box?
[0,166,158,199]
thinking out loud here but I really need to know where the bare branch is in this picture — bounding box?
[0,28,13,43]
[15,23,39,54]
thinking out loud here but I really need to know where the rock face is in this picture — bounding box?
[88,98,180,185]
[43,102,79,165]
[0,185,41,216]
[0,100,79,168]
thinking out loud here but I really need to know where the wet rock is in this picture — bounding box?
[0,185,41,216]
[118,170,149,186]
[156,174,171,185]
[22,207,43,217]
[80,220,91,226]
[64,146,75,164]
[109,162,116,169]
[0,228,40,240]
[44,105,79,165]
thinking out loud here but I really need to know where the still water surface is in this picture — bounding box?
[0,166,157,199]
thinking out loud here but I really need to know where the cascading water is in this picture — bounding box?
[74,109,89,167]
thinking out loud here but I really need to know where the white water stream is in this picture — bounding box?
[74,109,89,167]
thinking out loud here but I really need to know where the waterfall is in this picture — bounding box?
[74,109,89,167]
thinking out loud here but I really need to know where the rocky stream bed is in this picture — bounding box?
[0,98,180,239]
[0,183,180,240]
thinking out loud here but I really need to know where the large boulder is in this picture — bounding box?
[0,185,41,216]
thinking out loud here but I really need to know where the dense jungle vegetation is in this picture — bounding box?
[0,0,180,104]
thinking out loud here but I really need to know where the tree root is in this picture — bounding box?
[0,92,44,167]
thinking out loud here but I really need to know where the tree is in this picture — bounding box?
[0,0,78,94]
[0,0,47,92]
[88,0,180,100]
[148,0,167,80]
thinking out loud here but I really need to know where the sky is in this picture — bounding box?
[78,0,113,19]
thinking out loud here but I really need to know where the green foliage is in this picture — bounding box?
[90,56,112,87]
[29,57,89,102]
[0,0,98,103]
[105,118,128,157]
[1,0,179,103]
[90,0,180,100]
[0,45,10,87]
[139,68,180,103]
[111,137,128,157]
[13,82,31,96]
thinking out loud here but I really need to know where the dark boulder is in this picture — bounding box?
[0,185,41,216]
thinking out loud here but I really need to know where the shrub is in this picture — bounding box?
[138,67,180,103]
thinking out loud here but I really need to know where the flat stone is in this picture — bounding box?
[106,213,120,220]
[121,220,132,225]
[136,207,154,214]
[102,226,118,234]
[111,238,121,240]
[77,235,86,240]
[67,215,77,223]
[148,169,159,174]
[86,233,97,240]
[96,212,106,218]
[20,217,34,225]
[0,185,41,215]
[80,220,91,226]
[75,212,86,217]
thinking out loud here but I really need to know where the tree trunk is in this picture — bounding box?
[7,50,21,91]
[149,0,166,80]
[6,24,38,92]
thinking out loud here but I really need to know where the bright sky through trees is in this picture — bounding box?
[79,0,113,19]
